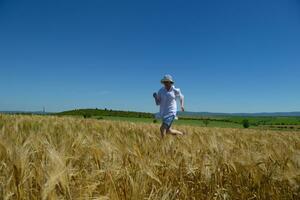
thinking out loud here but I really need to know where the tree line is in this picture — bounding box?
[57,108,154,119]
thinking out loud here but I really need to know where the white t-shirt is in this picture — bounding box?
[157,86,184,119]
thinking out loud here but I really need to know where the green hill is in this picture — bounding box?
[57,108,154,119]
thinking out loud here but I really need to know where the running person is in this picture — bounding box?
[153,74,185,138]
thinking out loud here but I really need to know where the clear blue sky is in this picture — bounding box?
[0,0,300,113]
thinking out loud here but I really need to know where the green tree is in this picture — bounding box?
[83,113,92,119]
[203,119,210,127]
[242,119,250,128]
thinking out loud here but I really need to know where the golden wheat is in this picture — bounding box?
[0,114,299,200]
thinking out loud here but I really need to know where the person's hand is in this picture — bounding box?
[153,92,157,98]
[181,106,185,112]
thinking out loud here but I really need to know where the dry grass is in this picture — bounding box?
[0,114,299,200]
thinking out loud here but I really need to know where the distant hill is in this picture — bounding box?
[178,111,300,117]
[0,111,50,115]
[57,109,154,118]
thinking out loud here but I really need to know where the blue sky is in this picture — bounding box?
[0,0,300,113]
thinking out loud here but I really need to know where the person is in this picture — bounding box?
[153,74,185,138]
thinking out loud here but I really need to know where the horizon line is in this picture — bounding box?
[1,109,300,115]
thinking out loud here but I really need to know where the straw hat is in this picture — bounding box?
[161,74,174,84]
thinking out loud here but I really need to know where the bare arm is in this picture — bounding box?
[180,95,185,111]
[176,88,185,112]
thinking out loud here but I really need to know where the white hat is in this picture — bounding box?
[161,74,174,84]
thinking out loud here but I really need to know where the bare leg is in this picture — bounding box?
[167,128,184,136]
[160,125,167,138]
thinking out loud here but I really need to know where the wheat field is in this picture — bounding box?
[0,114,299,200]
